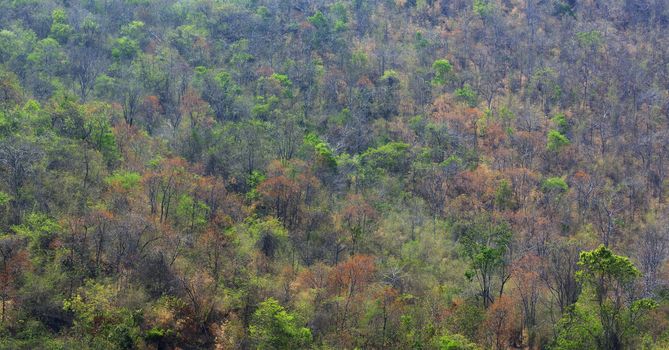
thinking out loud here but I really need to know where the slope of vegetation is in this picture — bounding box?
[1,0,669,349]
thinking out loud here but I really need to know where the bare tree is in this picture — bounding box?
[637,220,668,297]
[541,240,581,313]
[0,139,42,224]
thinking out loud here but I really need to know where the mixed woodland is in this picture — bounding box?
[1,0,669,348]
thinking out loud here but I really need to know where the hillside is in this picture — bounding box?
[1,0,669,349]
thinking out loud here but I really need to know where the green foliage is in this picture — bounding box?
[432,59,453,86]
[552,113,569,134]
[415,31,430,50]
[541,177,568,193]
[0,319,77,349]
[547,129,570,152]
[248,170,266,188]
[0,111,8,137]
[455,84,478,107]
[473,0,493,17]
[381,69,400,85]
[362,142,410,173]
[49,9,72,44]
[550,303,601,350]
[304,132,337,168]
[444,301,486,343]
[308,10,330,48]
[494,179,514,209]
[330,107,351,126]
[441,154,464,169]
[120,21,145,42]
[331,1,349,32]
[308,11,328,29]
[105,171,141,191]
[216,71,240,93]
[93,74,116,99]
[270,73,291,88]
[247,217,288,259]
[552,245,659,349]
[530,67,562,104]
[12,213,61,259]
[457,217,512,307]
[269,73,293,98]
[175,194,210,231]
[201,69,241,119]
[576,244,641,290]
[460,223,511,279]
[249,298,312,350]
[85,104,120,165]
[111,37,139,61]
[439,331,481,350]
[64,281,143,349]
[252,96,279,119]
[229,39,254,65]
[27,38,67,74]
[0,191,11,207]
[576,30,602,48]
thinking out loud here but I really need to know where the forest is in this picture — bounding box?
[1,0,669,348]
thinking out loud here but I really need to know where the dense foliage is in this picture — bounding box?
[1,0,669,348]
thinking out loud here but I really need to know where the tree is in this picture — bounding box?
[542,240,582,313]
[327,254,376,337]
[591,183,625,247]
[636,218,668,297]
[249,298,312,350]
[138,95,163,135]
[481,296,519,350]
[547,130,570,152]
[338,194,377,255]
[26,38,67,98]
[374,70,401,119]
[0,138,42,224]
[511,254,543,347]
[0,234,27,324]
[307,11,331,50]
[256,160,304,228]
[438,331,481,350]
[432,59,453,86]
[554,245,657,350]
[455,85,478,108]
[200,70,240,121]
[48,9,72,45]
[457,217,513,308]
[68,17,105,101]
[63,281,143,349]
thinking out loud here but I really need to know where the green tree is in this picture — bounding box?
[473,0,494,17]
[361,142,410,174]
[553,245,657,350]
[494,179,514,210]
[439,331,481,350]
[201,70,241,121]
[542,177,568,193]
[49,9,72,44]
[12,213,60,264]
[432,59,453,86]
[111,37,139,62]
[308,11,330,49]
[63,281,143,349]
[547,130,570,152]
[457,217,512,308]
[249,298,312,350]
[27,38,68,89]
[455,84,478,107]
